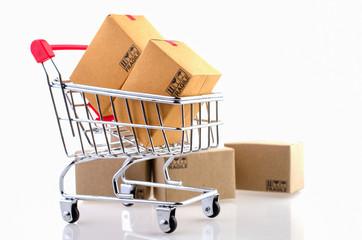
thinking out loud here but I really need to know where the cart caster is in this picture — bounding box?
[156,207,177,233]
[202,194,220,218]
[121,184,136,207]
[60,199,79,223]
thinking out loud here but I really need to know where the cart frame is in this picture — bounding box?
[31,39,223,233]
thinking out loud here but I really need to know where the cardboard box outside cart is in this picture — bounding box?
[75,157,152,199]
[70,14,164,116]
[153,147,236,202]
[75,133,152,199]
[224,141,304,193]
[113,39,222,147]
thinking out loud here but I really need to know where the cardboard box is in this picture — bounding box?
[114,39,222,147]
[224,141,304,193]
[153,147,236,202]
[75,157,152,199]
[70,14,164,116]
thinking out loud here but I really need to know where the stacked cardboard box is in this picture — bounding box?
[153,147,236,202]
[114,39,222,147]
[75,157,151,199]
[75,141,304,200]
[75,135,152,199]
[70,14,164,116]
[71,14,221,148]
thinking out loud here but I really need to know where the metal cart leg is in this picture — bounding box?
[59,160,80,223]
[58,158,139,223]
[112,157,139,202]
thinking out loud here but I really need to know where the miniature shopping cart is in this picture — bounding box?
[31,39,223,233]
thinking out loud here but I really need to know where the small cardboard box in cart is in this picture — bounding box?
[70,14,164,116]
[153,147,236,202]
[113,39,222,148]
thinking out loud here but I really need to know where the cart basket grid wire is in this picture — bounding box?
[31,40,223,159]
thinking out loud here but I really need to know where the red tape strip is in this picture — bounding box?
[126,15,136,20]
[166,40,178,46]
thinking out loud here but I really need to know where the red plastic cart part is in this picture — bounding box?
[51,44,88,51]
[30,39,88,63]
[31,39,114,121]
[87,103,115,122]
[31,39,55,63]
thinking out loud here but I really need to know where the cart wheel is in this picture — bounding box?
[60,199,80,223]
[207,199,220,218]
[202,194,220,218]
[68,205,80,223]
[157,207,177,233]
[164,215,177,234]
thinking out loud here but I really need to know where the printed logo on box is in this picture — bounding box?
[266,180,287,192]
[166,69,190,97]
[168,157,188,169]
[119,45,141,72]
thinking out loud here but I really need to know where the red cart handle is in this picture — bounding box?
[30,39,88,63]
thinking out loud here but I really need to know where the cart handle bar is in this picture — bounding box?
[30,39,87,63]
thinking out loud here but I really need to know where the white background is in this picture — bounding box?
[2,0,362,239]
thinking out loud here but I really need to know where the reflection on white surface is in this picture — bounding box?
[63,224,80,240]
[202,222,220,240]
[236,191,303,240]
[61,190,303,240]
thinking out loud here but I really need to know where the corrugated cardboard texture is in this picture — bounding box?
[153,147,236,202]
[70,14,164,116]
[114,40,221,147]
[75,157,152,199]
[224,141,304,193]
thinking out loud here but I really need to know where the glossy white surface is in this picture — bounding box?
[55,188,362,240]
[62,191,304,240]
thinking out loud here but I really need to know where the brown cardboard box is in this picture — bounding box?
[153,147,236,202]
[224,141,304,193]
[75,157,152,199]
[70,14,164,116]
[114,39,222,147]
